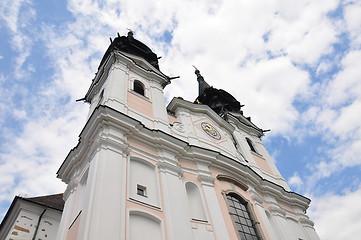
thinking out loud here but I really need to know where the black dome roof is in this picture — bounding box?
[194,69,242,116]
[99,31,160,70]
[195,87,242,115]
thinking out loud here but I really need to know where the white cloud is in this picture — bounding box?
[267,0,339,64]
[0,0,28,33]
[316,61,332,75]
[295,54,361,240]
[325,50,361,107]
[344,1,361,46]
[0,101,87,204]
[304,50,361,184]
[0,0,36,79]
[308,186,361,240]
[12,109,27,119]
[288,172,304,191]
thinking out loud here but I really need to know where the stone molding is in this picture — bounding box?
[157,161,184,178]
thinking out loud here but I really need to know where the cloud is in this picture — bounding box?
[0,0,36,80]
[0,0,28,32]
[288,172,304,191]
[308,186,361,240]
[344,1,361,46]
[303,49,361,189]
[265,0,339,64]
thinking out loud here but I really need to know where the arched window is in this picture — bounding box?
[246,138,257,153]
[185,182,207,222]
[133,80,145,96]
[226,193,260,240]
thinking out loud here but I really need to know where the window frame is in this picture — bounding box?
[246,137,257,153]
[137,184,147,197]
[132,80,146,97]
[223,191,265,240]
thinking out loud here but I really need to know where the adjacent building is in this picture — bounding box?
[0,194,63,240]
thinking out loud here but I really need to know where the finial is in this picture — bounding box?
[192,65,210,96]
[192,65,201,78]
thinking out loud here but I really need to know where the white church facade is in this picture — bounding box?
[0,32,320,240]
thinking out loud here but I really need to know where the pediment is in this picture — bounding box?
[167,98,238,158]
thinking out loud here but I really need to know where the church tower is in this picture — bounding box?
[56,32,320,240]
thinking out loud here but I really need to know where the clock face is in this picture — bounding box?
[201,122,221,140]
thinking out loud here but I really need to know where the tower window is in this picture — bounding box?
[133,80,145,96]
[137,184,147,197]
[246,138,257,153]
[226,193,260,240]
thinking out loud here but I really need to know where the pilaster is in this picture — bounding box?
[105,56,129,113]
[157,157,192,240]
[78,138,129,240]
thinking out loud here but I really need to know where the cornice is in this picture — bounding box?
[63,179,78,201]
[198,174,215,187]
[299,216,315,227]
[157,161,184,178]
[256,181,310,211]
[269,205,287,217]
[226,113,264,137]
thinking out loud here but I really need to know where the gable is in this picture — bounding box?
[167,98,238,159]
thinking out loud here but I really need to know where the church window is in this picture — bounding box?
[185,182,207,222]
[226,193,260,240]
[246,138,257,153]
[133,80,145,96]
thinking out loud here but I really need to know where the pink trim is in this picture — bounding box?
[252,153,274,175]
[127,92,154,118]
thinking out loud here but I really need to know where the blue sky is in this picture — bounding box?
[1,0,361,239]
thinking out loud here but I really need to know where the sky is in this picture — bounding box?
[0,0,361,239]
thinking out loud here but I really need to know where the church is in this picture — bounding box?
[0,31,320,240]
